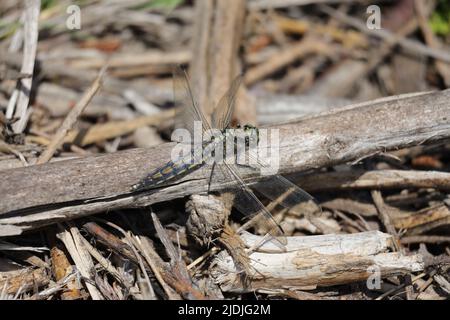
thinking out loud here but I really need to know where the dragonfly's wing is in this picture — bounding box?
[211,75,243,131]
[216,160,287,246]
[173,66,211,137]
[245,150,322,215]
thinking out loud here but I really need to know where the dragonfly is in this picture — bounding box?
[132,66,320,246]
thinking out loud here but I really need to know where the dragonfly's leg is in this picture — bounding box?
[244,232,286,253]
[207,162,216,194]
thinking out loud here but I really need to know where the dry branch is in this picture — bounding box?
[320,5,450,63]
[37,67,106,164]
[8,0,40,133]
[244,38,331,85]
[50,244,81,300]
[0,267,49,295]
[68,51,191,70]
[210,231,424,292]
[247,0,361,9]
[292,169,450,192]
[0,90,449,235]
[82,222,204,300]
[190,0,248,122]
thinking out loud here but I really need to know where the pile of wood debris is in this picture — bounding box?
[0,0,449,300]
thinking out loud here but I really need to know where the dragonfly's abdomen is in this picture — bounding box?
[132,137,227,191]
[132,157,199,190]
[153,159,198,183]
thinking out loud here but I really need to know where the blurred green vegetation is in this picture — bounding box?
[41,0,57,11]
[41,0,89,10]
[0,20,20,40]
[132,0,184,11]
[430,0,450,36]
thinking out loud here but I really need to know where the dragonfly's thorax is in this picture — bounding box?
[133,126,260,190]
[237,124,260,146]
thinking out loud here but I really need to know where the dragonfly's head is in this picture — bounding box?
[241,124,259,146]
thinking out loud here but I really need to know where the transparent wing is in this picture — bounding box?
[211,74,243,130]
[216,161,287,246]
[248,174,322,223]
[246,150,322,215]
[173,66,211,137]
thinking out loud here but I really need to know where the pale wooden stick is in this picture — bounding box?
[210,231,424,292]
[37,66,107,164]
[10,0,40,133]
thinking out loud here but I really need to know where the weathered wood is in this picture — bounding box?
[0,267,49,295]
[83,221,205,300]
[0,90,449,235]
[189,0,256,126]
[190,0,246,121]
[291,169,450,192]
[210,231,424,292]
